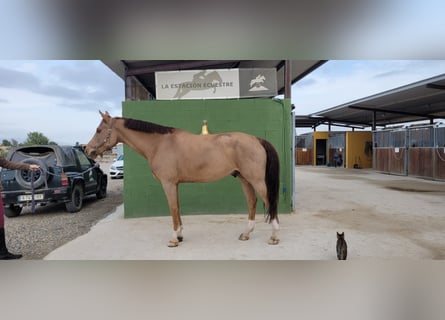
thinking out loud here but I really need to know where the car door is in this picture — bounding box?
[74,148,97,194]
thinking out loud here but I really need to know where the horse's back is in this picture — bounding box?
[175,130,261,150]
[169,130,266,182]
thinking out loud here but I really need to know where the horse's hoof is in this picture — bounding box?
[239,233,249,241]
[168,240,179,247]
[268,237,280,245]
[178,236,183,242]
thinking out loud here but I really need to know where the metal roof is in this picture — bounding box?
[103,60,326,98]
[294,115,328,128]
[309,73,445,129]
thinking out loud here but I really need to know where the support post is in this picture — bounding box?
[284,60,292,99]
[125,73,133,101]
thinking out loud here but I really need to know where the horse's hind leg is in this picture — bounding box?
[238,177,257,241]
[249,179,280,245]
[161,181,184,247]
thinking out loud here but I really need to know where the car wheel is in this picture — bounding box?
[4,204,22,218]
[15,158,48,189]
[65,183,84,213]
[96,175,107,199]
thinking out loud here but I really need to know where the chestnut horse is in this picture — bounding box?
[85,111,280,247]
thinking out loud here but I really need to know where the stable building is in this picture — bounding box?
[295,73,445,181]
[296,131,372,168]
[104,60,325,217]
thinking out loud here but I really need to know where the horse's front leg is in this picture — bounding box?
[160,181,183,247]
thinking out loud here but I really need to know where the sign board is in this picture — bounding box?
[155,68,277,100]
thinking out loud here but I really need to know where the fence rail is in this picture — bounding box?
[373,125,445,180]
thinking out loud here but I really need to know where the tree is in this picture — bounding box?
[1,139,11,146]
[23,132,51,145]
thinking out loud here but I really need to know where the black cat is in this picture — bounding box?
[336,232,347,260]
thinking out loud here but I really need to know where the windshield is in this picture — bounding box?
[117,154,124,161]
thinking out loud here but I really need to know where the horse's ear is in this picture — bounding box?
[99,110,111,122]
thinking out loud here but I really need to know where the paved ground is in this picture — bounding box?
[45,166,445,260]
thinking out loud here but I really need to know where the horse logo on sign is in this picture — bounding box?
[249,74,269,92]
[173,71,223,99]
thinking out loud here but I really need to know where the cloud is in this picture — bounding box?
[0,66,40,89]
[373,69,405,79]
[0,61,123,112]
[56,100,122,115]
[0,64,79,99]
[296,77,317,88]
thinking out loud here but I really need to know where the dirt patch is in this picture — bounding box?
[385,186,440,193]
[368,176,445,191]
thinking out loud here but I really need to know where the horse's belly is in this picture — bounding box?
[179,164,234,183]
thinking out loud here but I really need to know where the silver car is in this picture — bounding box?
[109,154,124,179]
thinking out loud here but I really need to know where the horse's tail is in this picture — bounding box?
[258,138,280,223]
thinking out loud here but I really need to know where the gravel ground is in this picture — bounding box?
[4,158,123,260]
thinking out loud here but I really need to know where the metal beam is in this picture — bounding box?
[348,105,435,119]
[426,83,445,90]
[325,122,365,130]
[314,116,370,127]
[295,116,366,129]
[276,60,286,70]
[291,60,327,85]
[126,60,242,76]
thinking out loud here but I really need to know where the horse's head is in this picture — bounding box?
[85,111,118,159]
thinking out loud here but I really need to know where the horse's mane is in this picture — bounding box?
[123,118,175,134]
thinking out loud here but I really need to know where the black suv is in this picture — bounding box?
[1,145,107,217]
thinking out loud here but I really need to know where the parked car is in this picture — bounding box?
[109,154,124,179]
[0,145,107,217]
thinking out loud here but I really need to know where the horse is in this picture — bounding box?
[85,111,280,247]
[173,71,223,99]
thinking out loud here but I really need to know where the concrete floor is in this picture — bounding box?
[45,166,445,260]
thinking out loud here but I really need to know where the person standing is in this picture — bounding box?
[333,150,343,168]
[0,157,40,259]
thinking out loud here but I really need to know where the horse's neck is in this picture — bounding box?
[116,123,163,162]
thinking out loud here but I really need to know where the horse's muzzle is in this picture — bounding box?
[85,147,97,160]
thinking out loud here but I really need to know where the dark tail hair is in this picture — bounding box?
[258,138,280,223]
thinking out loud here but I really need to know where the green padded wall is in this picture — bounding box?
[122,98,292,218]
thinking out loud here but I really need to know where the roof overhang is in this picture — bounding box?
[294,115,367,130]
[103,60,326,99]
[311,74,445,129]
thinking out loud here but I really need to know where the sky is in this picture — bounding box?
[1,60,445,145]
[0,60,123,145]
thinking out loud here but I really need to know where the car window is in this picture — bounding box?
[118,154,124,161]
[75,149,92,168]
